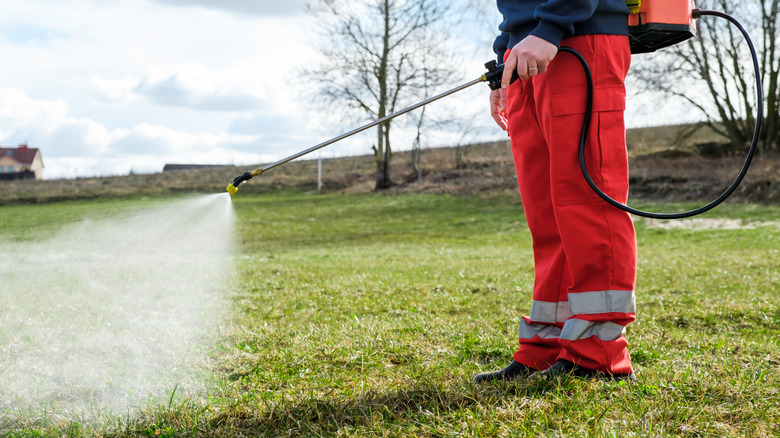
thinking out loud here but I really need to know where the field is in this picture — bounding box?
[1,188,778,436]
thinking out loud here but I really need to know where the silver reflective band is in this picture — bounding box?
[560,319,626,342]
[518,319,561,340]
[529,300,573,323]
[568,290,636,315]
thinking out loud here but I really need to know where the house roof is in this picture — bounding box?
[0,145,40,165]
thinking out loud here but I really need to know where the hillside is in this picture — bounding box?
[1,125,778,205]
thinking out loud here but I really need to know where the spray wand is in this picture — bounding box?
[226,62,512,195]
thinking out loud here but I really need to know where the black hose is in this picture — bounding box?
[570,10,763,219]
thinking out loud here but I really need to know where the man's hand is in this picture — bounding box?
[502,35,558,86]
[490,88,508,131]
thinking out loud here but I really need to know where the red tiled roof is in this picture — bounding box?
[0,146,40,165]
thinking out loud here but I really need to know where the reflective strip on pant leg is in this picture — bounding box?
[529,300,573,323]
[518,318,561,341]
[567,290,636,315]
[559,319,626,342]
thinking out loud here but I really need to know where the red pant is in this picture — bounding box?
[506,35,637,375]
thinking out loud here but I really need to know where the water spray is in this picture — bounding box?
[227,2,763,220]
[0,194,234,421]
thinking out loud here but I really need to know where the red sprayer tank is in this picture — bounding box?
[627,0,697,53]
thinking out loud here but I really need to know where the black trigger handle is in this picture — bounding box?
[483,60,520,90]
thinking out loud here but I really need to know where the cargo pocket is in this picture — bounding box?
[549,85,628,206]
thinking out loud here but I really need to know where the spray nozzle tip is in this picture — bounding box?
[226,184,238,195]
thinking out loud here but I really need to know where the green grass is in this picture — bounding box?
[1,192,779,437]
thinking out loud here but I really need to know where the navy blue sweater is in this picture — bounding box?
[494,0,629,61]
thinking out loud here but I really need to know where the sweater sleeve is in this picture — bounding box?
[530,0,600,47]
[493,31,510,63]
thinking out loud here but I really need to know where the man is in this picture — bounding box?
[474,0,638,382]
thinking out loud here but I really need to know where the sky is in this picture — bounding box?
[0,0,344,179]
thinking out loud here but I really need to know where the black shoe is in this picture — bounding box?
[474,361,535,383]
[531,359,636,381]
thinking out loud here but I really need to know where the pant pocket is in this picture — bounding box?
[549,85,628,206]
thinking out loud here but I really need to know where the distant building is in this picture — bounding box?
[162,164,228,172]
[0,145,44,180]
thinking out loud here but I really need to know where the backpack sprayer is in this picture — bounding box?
[226,0,763,220]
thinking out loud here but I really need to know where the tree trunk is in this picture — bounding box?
[374,0,393,190]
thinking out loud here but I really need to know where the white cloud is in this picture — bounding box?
[228,113,299,135]
[110,122,257,155]
[44,118,125,157]
[149,0,307,17]
[92,75,140,104]
[131,64,268,112]
[0,88,124,158]
[0,21,69,46]
[0,88,69,130]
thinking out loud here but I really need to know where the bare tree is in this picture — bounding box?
[631,0,774,153]
[305,0,461,189]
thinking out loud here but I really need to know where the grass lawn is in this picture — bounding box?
[2,192,779,437]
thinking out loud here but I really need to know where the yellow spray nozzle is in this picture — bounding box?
[226,184,239,195]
